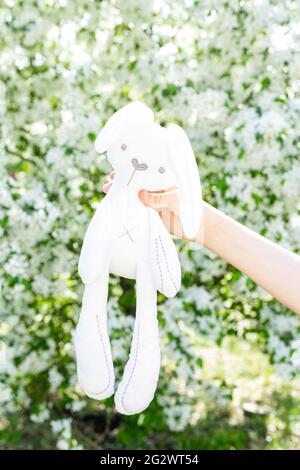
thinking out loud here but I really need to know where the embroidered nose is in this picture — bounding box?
[131,158,148,171]
[127,159,148,186]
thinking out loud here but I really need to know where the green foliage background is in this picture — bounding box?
[1,0,300,450]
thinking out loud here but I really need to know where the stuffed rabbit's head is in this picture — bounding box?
[96,102,174,192]
[95,101,202,239]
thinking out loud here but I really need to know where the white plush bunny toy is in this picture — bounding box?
[74,101,202,415]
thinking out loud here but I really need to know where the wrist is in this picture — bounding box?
[193,200,207,245]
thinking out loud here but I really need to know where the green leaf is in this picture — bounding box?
[261,77,271,89]
[162,84,179,97]
[87,132,96,142]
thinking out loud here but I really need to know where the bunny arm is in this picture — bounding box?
[74,259,115,400]
[78,197,113,285]
[114,261,160,415]
[148,208,181,298]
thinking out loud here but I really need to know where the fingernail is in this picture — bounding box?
[139,190,148,201]
[103,182,111,193]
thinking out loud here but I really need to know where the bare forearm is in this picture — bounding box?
[199,202,300,315]
[138,187,300,314]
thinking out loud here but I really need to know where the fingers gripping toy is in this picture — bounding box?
[74,101,202,415]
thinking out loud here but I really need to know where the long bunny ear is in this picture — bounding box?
[95,101,154,153]
[165,124,202,240]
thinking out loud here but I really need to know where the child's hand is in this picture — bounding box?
[103,172,185,239]
[139,188,184,239]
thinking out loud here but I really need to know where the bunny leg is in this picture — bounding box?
[114,262,159,415]
[74,261,114,400]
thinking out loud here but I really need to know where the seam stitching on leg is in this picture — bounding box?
[158,236,179,294]
[83,312,111,396]
[121,321,140,413]
[155,237,163,292]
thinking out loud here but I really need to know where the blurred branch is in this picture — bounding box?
[5,145,41,169]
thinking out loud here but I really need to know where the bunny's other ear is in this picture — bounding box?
[95,101,154,153]
[165,124,202,240]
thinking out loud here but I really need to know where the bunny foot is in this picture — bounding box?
[114,384,153,416]
[81,384,114,401]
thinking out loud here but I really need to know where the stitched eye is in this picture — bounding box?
[158,166,165,174]
[121,143,127,151]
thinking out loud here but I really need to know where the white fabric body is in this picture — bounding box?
[74,101,202,415]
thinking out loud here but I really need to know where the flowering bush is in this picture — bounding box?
[1,0,300,449]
